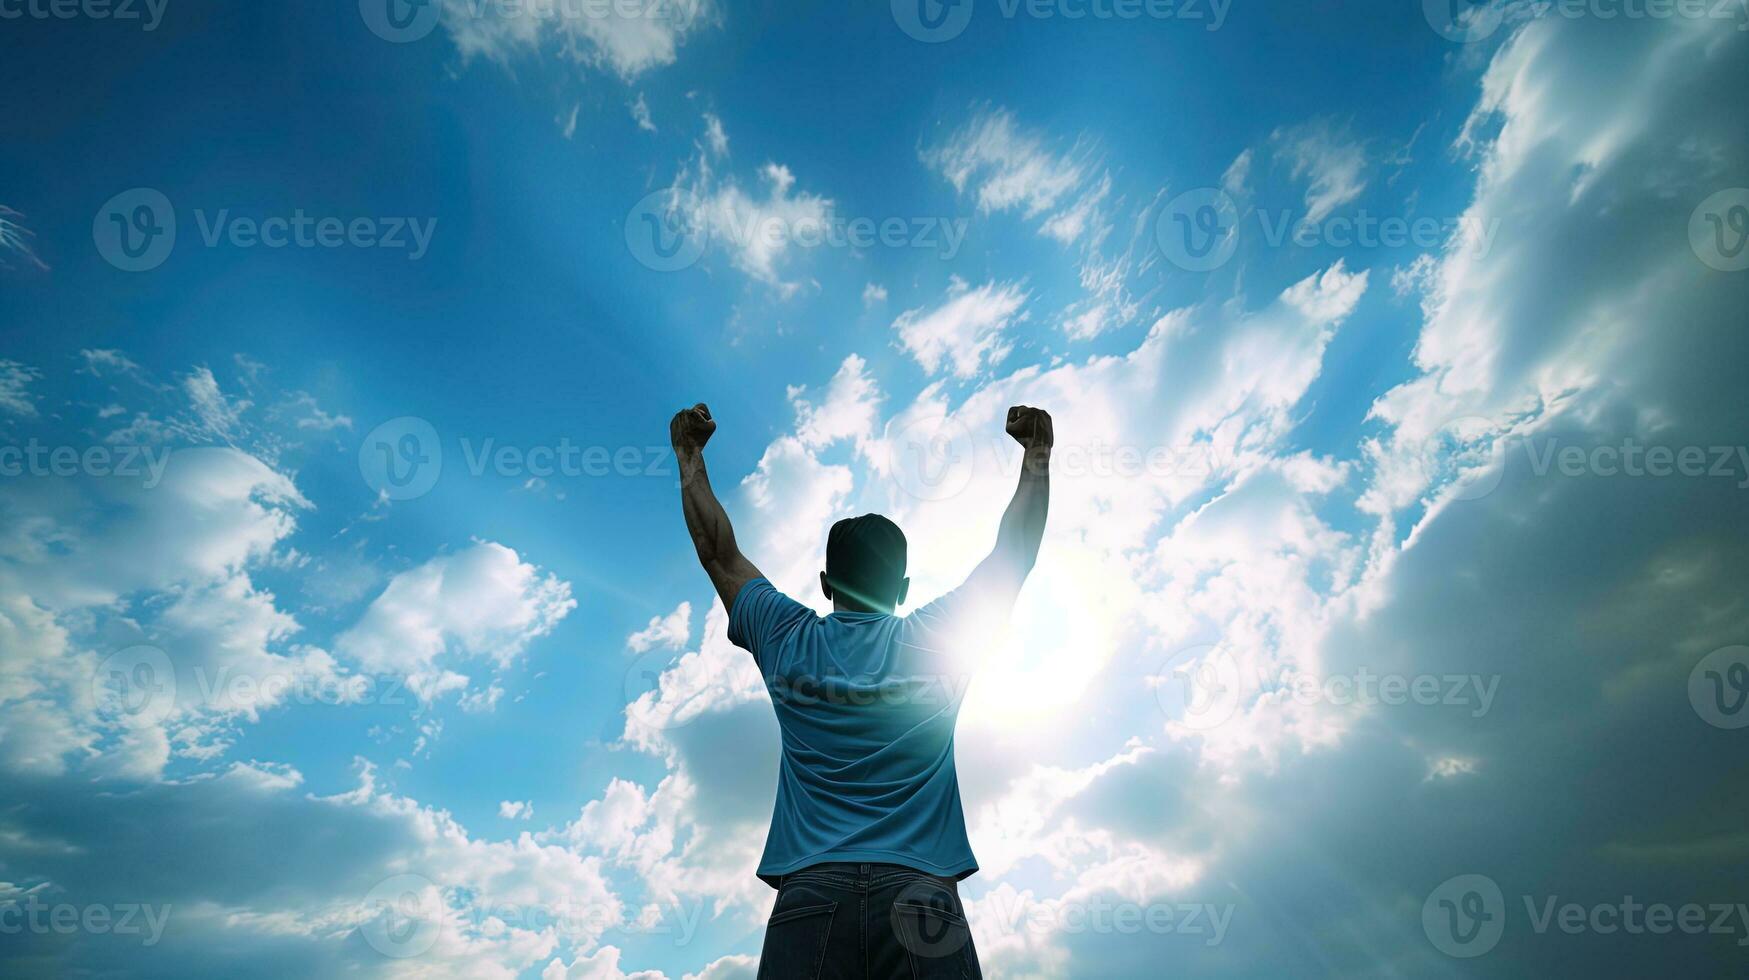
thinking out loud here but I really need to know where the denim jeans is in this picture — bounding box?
[755,862,983,979]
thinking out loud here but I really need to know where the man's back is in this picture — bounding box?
[729,578,983,885]
[669,401,1051,978]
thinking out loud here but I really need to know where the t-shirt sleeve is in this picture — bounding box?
[900,579,1014,673]
[726,578,812,672]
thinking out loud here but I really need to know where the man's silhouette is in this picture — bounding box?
[670,402,1052,979]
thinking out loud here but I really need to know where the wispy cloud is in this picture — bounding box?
[892,278,1028,378]
[1271,118,1369,223]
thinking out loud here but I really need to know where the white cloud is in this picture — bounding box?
[0,206,46,273]
[0,359,40,416]
[627,602,692,653]
[928,107,1135,340]
[1271,118,1368,223]
[892,279,1028,378]
[927,107,1088,221]
[669,124,832,293]
[788,354,880,450]
[336,542,575,701]
[861,282,887,306]
[439,0,716,81]
[701,111,728,157]
[183,366,252,442]
[0,760,624,978]
[500,799,534,820]
[1221,147,1254,197]
[630,92,656,132]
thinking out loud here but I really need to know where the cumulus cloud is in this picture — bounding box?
[439,0,716,81]
[0,442,327,778]
[663,118,832,294]
[626,602,692,653]
[0,760,623,978]
[336,542,576,701]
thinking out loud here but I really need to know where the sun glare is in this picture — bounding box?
[959,559,1114,730]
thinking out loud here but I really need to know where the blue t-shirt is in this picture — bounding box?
[728,577,985,886]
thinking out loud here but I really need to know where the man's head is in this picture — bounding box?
[821,514,909,613]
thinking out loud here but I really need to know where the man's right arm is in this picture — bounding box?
[961,405,1053,605]
[671,402,764,611]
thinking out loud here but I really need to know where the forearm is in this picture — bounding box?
[676,448,740,568]
[993,445,1051,573]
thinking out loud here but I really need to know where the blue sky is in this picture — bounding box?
[2,1,1748,977]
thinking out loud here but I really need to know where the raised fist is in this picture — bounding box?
[1004,405,1053,451]
[670,403,717,452]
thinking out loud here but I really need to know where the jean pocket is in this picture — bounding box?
[893,892,977,978]
[757,887,837,980]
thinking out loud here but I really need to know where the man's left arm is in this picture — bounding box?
[670,402,764,610]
